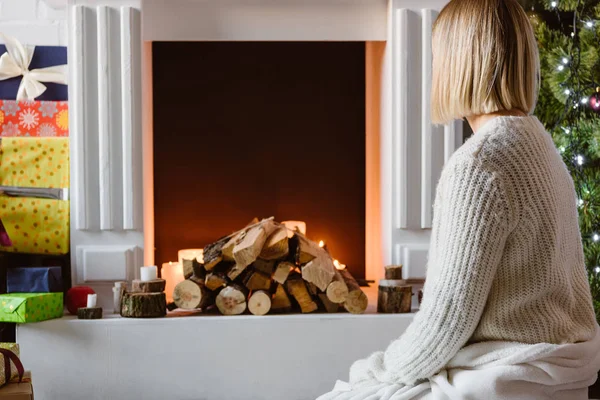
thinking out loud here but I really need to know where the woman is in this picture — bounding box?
[318,0,600,399]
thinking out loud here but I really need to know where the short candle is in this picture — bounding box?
[162,262,185,303]
[140,265,158,282]
[86,294,97,308]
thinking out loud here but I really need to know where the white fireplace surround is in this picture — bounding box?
[66,0,461,311]
[16,1,461,399]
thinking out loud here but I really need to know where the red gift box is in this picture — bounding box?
[0,100,68,138]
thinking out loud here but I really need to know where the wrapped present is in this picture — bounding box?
[0,343,24,388]
[0,293,63,323]
[0,100,68,137]
[7,267,62,293]
[0,34,67,101]
[0,137,69,254]
[0,371,33,400]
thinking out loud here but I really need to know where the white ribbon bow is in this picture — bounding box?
[0,34,67,101]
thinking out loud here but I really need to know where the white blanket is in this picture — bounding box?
[317,324,600,400]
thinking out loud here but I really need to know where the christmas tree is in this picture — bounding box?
[524,0,600,321]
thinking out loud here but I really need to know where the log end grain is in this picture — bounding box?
[248,290,271,316]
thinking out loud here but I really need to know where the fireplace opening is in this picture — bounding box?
[152,42,368,278]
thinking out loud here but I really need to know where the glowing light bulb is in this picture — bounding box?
[318,240,325,248]
[559,146,565,153]
[577,155,584,165]
[586,21,594,28]
[557,65,564,71]
[578,199,584,206]
[593,233,599,242]
[581,97,589,104]
[551,1,557,7]
[564,89,571,95]
[595,266,600,274]
[562,57,569,64]
[571,32,575,37]
[564,128,571,133]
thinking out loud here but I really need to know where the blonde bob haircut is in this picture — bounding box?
[431,0,540,124]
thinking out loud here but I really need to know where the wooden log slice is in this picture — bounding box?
[173,280,213,310]
[248,290,271,316]
[326,269,349,303]
[132,279,166,293]
[285,275,318,313]
[377,281,412,313]
[216,285,248,315]
[77,307,103,319]
[384,265,403,280]
[259,226,289,260]
[339,269,368,314]
[271,284,292,313]
[121,292,167,318]
[205,272,228,291]
[273,261,293,284]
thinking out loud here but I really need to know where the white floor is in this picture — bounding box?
[17,287,417,400]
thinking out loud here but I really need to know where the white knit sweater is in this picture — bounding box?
[350,115,598,388]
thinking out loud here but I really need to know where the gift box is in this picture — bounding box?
[0,343,23,388]
[0,137,69,254]
[0,44,67,101]
[0,293,63,323]
[7,267,62,293]
[0,371,33,400]
[0,100,68,138]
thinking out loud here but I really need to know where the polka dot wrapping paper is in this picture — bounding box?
[0,293,63,323]
[0,137,70,254]
[0,100,68,138]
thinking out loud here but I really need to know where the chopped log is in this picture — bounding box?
[259,226,289,260]
[203,237,229,271]
[192,262,206,280]
[273,261,293,284]
[339,269,368,314]
[318,293,340,313]
[132,279,166,293]
[384,265,403,280]
[248,290,271,316]
[271,284,292,313]
[181,258,206,280]
[216,285,248,315]
[221,217,262,262]
[285,275,318,313]
[252,258,276,275]
[307,282,319,296]
[229,220,277,280]
[295,234,322,264]
[121,292,167,318]
[205,272,228,291]
[301,255,336,291]
[173,280,213,310]
[77,307,102,319]
[243,270,272,291]
[377,280,412,313]
[326,269,349,303]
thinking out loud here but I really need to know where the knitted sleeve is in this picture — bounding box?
[350,157,512,387]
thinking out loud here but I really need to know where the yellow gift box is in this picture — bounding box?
[0,138,69,255]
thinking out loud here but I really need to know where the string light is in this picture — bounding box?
[559,146,566,153]
[593,233,599,242]
[563,127,571,133]
[586,21,594,28]
[595,266,600,274]
[564,89,571,95]
[577,155,584,165]
[581,97,589,104]
[571,32,576,37]
[551,1,557,7]
[558,65,565,71]
[578,199,585,206]
[562,57,569,64]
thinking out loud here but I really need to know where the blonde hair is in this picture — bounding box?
[431,0,540,124]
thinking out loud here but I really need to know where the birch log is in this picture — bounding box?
[338,269,368,314]
[248,290,271,315]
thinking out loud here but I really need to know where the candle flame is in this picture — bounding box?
[319,240,325,248]
[333,259,346,270]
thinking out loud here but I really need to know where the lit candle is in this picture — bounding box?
[87,294,97,308]
[140,265,158,282]
[178,249,204,265]
[282,221,307,237]
[333,260,346,270]
[162,261,185,303]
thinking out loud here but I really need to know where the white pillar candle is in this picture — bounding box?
[178,249,204,266]
[87,294,97,308]
[140,265,158,282]
[282,221,307,237]
[162,262,185,303]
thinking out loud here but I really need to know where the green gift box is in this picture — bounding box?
[0,293,63,323]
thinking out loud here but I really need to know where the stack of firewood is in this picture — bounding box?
[171,218,368,315]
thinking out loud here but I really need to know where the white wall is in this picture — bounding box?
[0,0,66,45]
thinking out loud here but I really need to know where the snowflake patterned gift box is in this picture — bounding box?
[0,100,68,138]
[0,293,63,323]
[0,137,70,254]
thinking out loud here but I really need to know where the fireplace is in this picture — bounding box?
[152,41,368,278]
